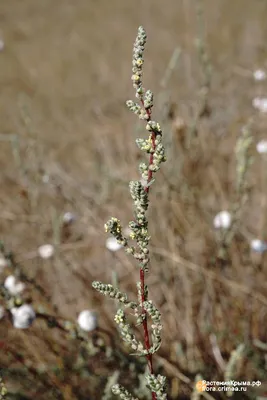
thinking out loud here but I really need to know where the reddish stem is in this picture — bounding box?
[140,269,156,400]
[139,100,157,400]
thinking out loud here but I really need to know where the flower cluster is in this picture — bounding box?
[136,282,148,308]
[143,90,153,110]
[146,374,167,400]
[148,139,166,173]
[114,309,146,355]
[0,377,7,399]
[105,217,128,247]
[144,301,162,354]
[136,136,154,153]
[92,281,137,309]
[131,26,147,99]
[112,384,138,400]
[126,100,148,120]
[129,181,148,221]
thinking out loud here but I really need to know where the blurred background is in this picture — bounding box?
[1,0,267,399]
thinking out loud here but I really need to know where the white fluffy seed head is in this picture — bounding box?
[250,239,267,253]
[11,304,36,329]
[252,97,267,113]
[213,211,232,229]
[4,275,25,296]
[256,140,267,154]
[38,244,55,259]
[62,212,76,224]
[105,237,123,252]
[77,310,97,332]
[253,69,266,81]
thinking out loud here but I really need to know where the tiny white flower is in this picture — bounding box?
[4,275,25,296]
[11,304,36,329]
[62,212,76,224]
[253,69,266,81]
[77,310,97,332]
[250,239,267,253]
[106,237,123,252]
[252,97,267,113]
[256,140,267,154]
[38,244,55,259]
[0,306,5,320]
[213,211,232,229]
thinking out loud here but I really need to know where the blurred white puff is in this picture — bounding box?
[256,140,267,154]
[253,69,266,81]
[4,275,25,296]
[38,244,55,259]
[213,211,232,229]
[11,304,36,329]
[62,212,76,224]
[106,237,123,252]
[250,239,267,253]
[77,310,97,332]
[252,97,267,113]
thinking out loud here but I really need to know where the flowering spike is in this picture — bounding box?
[92,26,167,399]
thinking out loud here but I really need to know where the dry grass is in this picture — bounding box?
[1,0,267,399]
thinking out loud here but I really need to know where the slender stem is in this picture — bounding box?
[140,269,156,400]
[139,100,157,400]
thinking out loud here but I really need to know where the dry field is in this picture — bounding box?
[1,0,267,399]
